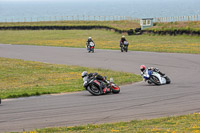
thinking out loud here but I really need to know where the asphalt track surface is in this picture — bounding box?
[0,44,200,132]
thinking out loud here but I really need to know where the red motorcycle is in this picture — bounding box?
[87,42,95,53]
[84,77,120,96]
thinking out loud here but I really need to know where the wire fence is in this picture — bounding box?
[154,15,200,23]
[1,15,200,23]
[2,16,139,23]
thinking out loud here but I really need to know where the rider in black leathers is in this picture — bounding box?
[81,71,110,93]
[120,35,127,47]
[86,37,95,50]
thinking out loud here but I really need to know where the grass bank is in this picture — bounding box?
[0,20,140,31]
[23,113,200,133]
[0,57,142,99]
[149,21,200,32]
[0,30,200,54]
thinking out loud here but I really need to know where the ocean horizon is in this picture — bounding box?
[0,0,200,22]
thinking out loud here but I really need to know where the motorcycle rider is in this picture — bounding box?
[81,71,110,93]
[120,35,127,47]
[86,37,95,51]
[140,65,165,80]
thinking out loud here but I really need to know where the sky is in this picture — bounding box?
[0,0,109,1]
[0,0,185,1]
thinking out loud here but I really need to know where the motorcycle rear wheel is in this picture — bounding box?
[87,84,102,96]
[150,76,161,85]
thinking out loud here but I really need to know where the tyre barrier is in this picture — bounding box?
[0,25,135,35]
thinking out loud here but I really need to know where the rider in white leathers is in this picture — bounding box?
[140,65,165,81]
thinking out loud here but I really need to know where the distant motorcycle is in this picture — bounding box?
[84,77,120,96]
[120,41,129,52]
[142,70,171,85]
[87,42,95,53]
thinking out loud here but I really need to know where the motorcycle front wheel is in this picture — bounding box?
[165,76,171,84]
[121,47,123,52]
[111,84,120,94]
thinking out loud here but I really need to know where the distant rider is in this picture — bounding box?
[120,35,127,47]
[86,37,95,51]
[140,65,165,80]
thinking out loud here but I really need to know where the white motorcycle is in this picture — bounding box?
[142,70,171,85]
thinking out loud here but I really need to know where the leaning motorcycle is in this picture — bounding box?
[120,41,129,52]
[87,42,95,53]
[142,70,171,85]
[84,77,120,96]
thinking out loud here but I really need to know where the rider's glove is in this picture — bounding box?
[93,72,98,76]
[154,68,159,72]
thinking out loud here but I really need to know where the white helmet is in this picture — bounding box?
[81,71,88,78]
[88,37,92,39]
[122,35,125,38]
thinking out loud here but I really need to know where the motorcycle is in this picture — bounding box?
[142,70,171,85]
[120,41,129,52]
[87,42,95,53]
[84,77,120,96]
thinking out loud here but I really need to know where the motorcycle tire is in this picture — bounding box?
[92,49,94,53]
[121,47,123,52]
[125,48,128,52]
[111,84,120,94]
[165,76,171,84]
[150,75,161,85]
[87,84,102,96]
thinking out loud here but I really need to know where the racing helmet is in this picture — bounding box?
[122,35,125,38]
[81,71,88,78]
[140,65,146,72]
[88,37,92,41]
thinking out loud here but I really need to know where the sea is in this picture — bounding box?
[0,0,200,22]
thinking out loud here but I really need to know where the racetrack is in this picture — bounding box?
[0,44,200,132]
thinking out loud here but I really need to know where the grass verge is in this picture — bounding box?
[0,30,200,54]
[0,57,142,99]
[22,113,200,133]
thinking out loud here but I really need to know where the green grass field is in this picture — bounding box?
[0,57,142,99]
[23,113,200,133]
[0,30,200,54]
